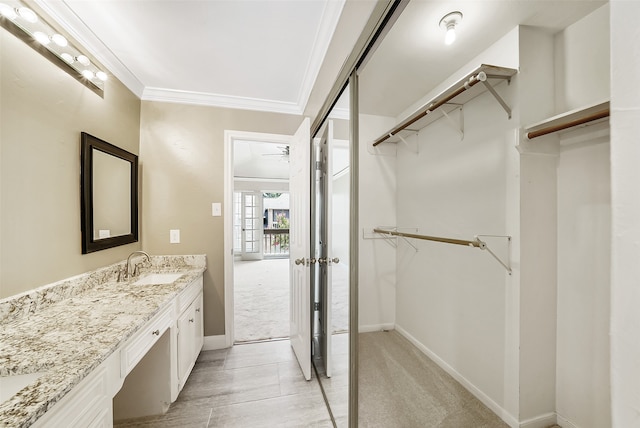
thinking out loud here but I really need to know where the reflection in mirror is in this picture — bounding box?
[312,84,350,427]
[92,149,132,239]
[81,132,138,254]
[356,0,608,426]
[355,1,517,425]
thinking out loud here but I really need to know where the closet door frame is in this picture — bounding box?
[310,2,407,426]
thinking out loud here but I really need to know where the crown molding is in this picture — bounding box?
[33,0,145,98]
[34,0,344,114]
[295,0,346,111]
[142,87,303,115]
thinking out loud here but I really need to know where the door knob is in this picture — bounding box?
[294,258,305,265]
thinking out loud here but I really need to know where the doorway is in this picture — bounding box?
[224,131,293,346]
[233,190,291,342]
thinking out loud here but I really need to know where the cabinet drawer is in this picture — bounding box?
[177,276,203,314]
[120,305,173,377]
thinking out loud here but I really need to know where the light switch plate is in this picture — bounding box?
[170,229,180,243]
[212,202,222,217]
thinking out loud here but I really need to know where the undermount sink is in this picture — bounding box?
[0,372,45,404]
[133,273,183,285]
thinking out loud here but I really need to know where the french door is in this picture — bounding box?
[240,191,263,261]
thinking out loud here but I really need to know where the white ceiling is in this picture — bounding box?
[36,0,345,115]
[32,0,606,121]
[234,140,290,180]
[359,0,607,118]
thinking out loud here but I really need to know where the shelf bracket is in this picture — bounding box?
[480,80,512,119]
[475,234,512,275]
[441,104,464,140]
[374,227,418,252]
[396,133,419,154]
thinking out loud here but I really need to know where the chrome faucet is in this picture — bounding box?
[124,250,151,280]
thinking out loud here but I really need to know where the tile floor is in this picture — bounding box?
[114,340,333,427]
[115,333,510,428]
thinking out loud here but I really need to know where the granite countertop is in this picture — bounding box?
[0,257,206,428]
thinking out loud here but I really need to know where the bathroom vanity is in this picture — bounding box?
[0,255,206,427]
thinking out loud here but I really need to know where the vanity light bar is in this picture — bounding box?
[0,0,108,93]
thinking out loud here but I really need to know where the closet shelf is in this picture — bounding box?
[525,100,610,140]
[372,64,518,147]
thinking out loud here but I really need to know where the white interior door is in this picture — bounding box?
[289,118,311,380]
[320,121,334,377]
[240,191,263,261]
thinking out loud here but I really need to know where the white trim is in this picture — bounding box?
[224,131,235,348]
[224,130,294,349]
[36,0,344,114]
[202,335,229,351]
[295,0,346,112]
[143,88,303,115]
[519,413,557,428]
[394,324,520,428]
[358,323,395,333]
[556,413,580,428]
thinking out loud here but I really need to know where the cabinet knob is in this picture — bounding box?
[189,318,194,323]
[294,258,305,265]
[152,329,160,336]
[332,257,340,264]
[195,308,201,313]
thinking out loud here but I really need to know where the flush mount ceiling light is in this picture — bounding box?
[0,0,107,94]
[439,11,463,45]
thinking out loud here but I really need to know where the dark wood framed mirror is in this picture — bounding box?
[81,132,138,254]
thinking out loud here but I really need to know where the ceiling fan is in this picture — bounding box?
[262,145,290,162]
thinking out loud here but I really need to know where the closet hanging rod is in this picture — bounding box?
[373,228,512,274]
[372,64,517,148]
[372,73,486,147]
[526,108,610,139]
[372,228,482,247]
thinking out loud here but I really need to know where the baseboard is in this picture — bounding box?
[359,323,395,333]
[520,412,557,428]
[202,335,228,350]
[556,413,579,428]
[394,324,520,428]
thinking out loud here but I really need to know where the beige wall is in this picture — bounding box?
[140,101,303,336]
[1,28,141,298]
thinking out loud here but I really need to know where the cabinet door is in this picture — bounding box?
[192,292,204,358]
[177,303,193,389]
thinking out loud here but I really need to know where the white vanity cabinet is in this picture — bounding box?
[120,303,174,377]
[30,272,205,427]
[176,276,204,391]
[32,354,119,428]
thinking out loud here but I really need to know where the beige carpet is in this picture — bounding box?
[234,258,349,343]
[358,330,509,428]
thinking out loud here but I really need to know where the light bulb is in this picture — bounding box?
[33,32,50,45]
[51,34,68,47]
[76,55,90,66]
[439,11,462,46]
[61,53,74,64]
[444,26,456,45]
[17,6,37,23]
[81,69,94,80]
[96,71,108,81]
[0,3,17,20]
